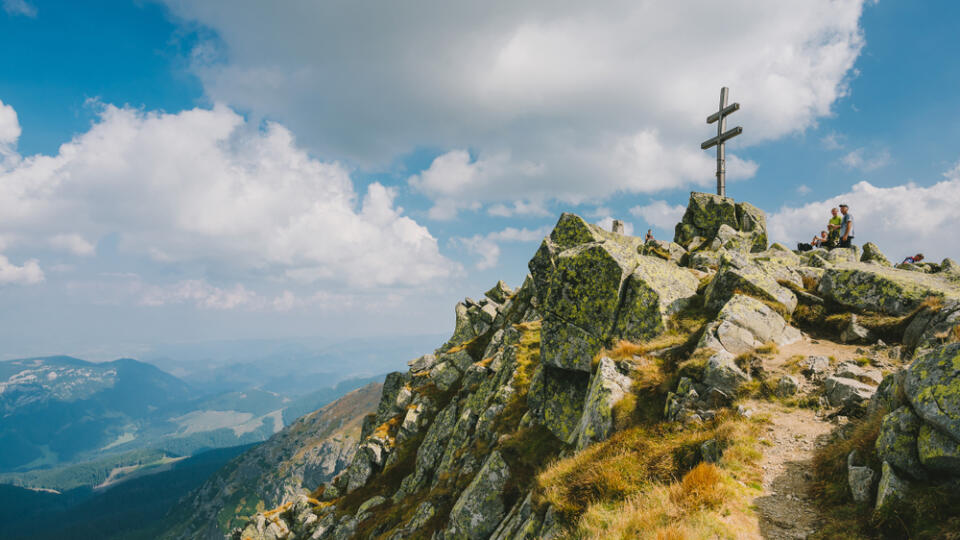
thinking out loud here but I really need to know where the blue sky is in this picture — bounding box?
[1,0,959,360]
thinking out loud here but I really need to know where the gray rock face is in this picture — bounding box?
[445,451,511,540]
[876,461,910,510]
[847,450,877,504]
[917,423,960,476]
[824,376,877,407]
[801,356,831,381]
[574,357,634,449]
[704,257,798,314]
[840,314,876,344]
[710,294,801,355]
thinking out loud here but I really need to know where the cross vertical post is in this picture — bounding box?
[701,87,743,198]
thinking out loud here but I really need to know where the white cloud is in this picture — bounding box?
[0,255,43,285]
[821,131,845,150]
[47,234,95,256]
[163,0,867,216]
[769,162,960,261]
[796,184,812,195]
[841,147,891,171]
[140,280,257,310]
[630,200,687,231]
[0,102,456,288]
[2,0,36,17]
[453,225,550,270]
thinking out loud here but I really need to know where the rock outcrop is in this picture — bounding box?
[216,192,960,539]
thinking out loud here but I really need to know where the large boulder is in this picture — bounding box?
[673,192,767,252]
[875,406,926,480]
[818,262,960,316]
[674,192,738,248]
[709,294,801,355]
[445,451,511,539]
[531,213,698,372]
[903,343,960,443]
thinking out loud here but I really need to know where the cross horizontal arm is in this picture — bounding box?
[700,126,743,149]
[706,102,740,124]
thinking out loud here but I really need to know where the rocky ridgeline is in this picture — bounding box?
[163,384,382,540]
[232,192,960,540]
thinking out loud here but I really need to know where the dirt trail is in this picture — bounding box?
[746,336,869,539]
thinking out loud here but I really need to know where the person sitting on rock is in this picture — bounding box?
[811,230,829,248]
[827,207,842,245]
[645,229,655,243]
[902,253,924,264]
[838,204,855,248]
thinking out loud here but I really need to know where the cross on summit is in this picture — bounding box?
[701,87,743,198]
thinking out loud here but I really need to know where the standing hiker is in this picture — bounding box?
[838,204,855,248]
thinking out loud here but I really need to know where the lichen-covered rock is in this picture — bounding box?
[875,461,910,511]
[674,192,739,248]
[818,262,960,316]
[868,371,906,417]
[574,357,634,449]
[802,356,831,381]
[834,361,883,386]
[375,371,411,423]
[527,364,589,442]
[445,451,511,540]
[532,213,696,372]
[903,343,960,443]
[735,200,768,252]
[826,247,859,264]
[875,406,926,480]
[485,280,514,304]
[861,242,892,266]
[917,423,960,476]
[429,360,461,392]
[705,258,797,314]
[640,239,686,263]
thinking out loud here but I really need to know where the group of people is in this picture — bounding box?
[803,204,855,250]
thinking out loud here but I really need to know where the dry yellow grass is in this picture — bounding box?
[539,412,765,539]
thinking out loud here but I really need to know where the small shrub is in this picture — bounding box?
[671,462,726,510]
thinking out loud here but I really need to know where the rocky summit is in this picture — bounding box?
[221,192,960,540]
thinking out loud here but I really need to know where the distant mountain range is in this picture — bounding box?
[0,354,382,488]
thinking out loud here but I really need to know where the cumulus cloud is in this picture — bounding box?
[162,0,867,216]
[48,234,95,256]
[630,200,687,231]
[841,147,891,171]
[2,0,36,17]
[453,226,550,270]
[769,162,960,261]
[0,255,43,285]
[140,280,257,310]
[0,102,456,290]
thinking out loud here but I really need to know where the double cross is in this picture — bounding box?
[701,87,742,198]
